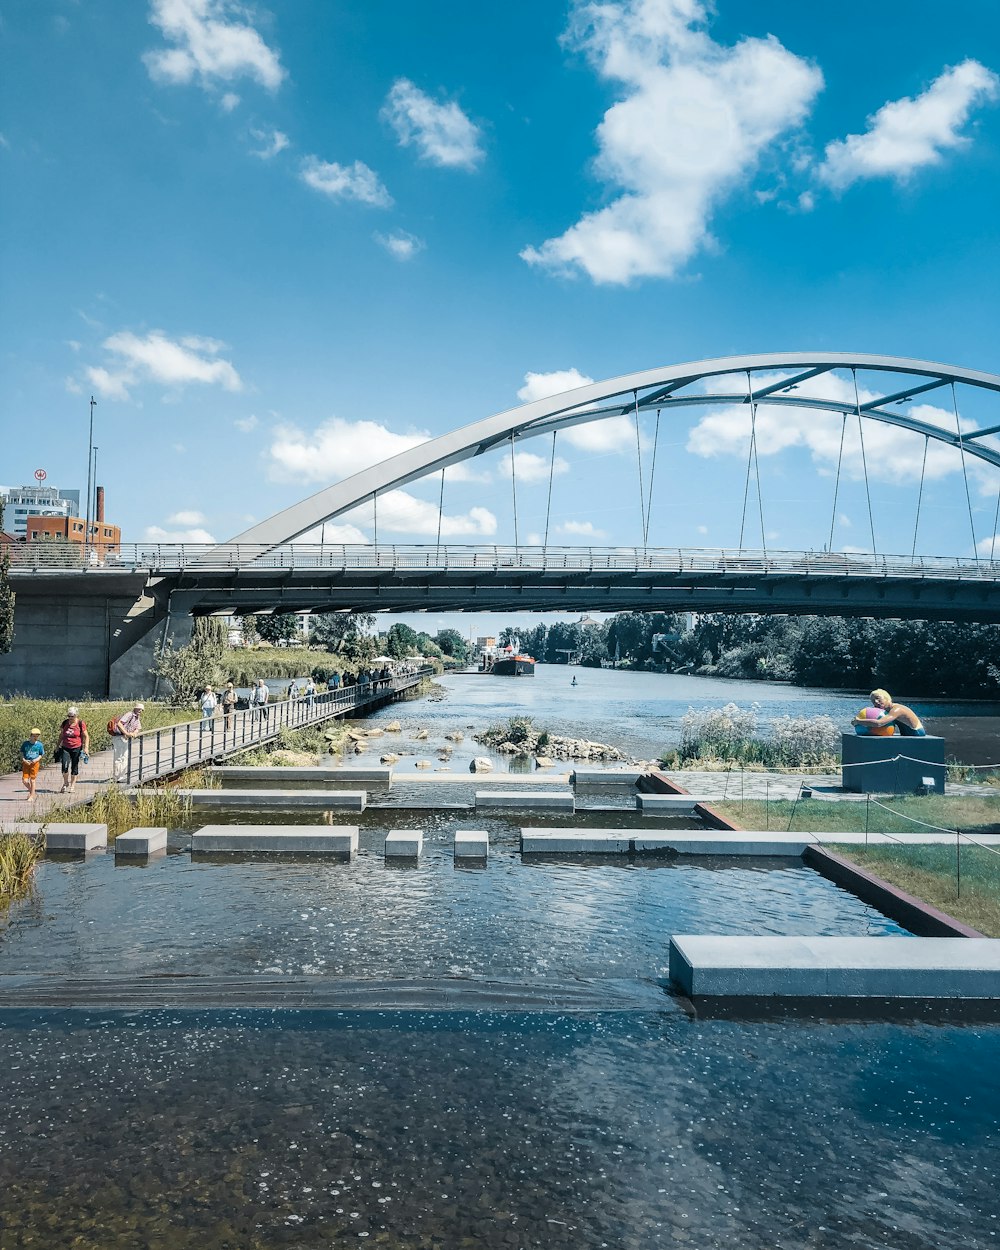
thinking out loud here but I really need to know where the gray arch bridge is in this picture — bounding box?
[5,351,1000,698]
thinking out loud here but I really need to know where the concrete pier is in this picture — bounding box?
[521,829,632,854]
[454,829,489,860]
[115,826,168,855]
[209,766,392,785]
[572,769,644,786]
[476,790,574,811]
[191,824,359,855]
[636,794,699,814]
[385,830,423,858]
[43,823,108,852]
[178,788,367,811]
[668,935,1000,999]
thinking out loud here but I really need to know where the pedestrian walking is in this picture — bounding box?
[110,703,143,782]
[19,729,44,802]
[252,679,270,723]
[304,676,316,708]
[222,681,237,724]
[200,685,218,728]
[57,706,90,794]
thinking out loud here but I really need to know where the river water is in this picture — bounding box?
[356,664,1000,768]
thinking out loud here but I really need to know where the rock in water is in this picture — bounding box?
[415,760,432,769]
[385,720,401,732]
[470,757,493,773]
[534,756,554,768]
[380,753,399,764]
[414,728,429,740]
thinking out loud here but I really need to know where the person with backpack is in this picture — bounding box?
[57,706,90,794]
[110,704,143,782]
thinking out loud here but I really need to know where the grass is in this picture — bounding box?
[0,829,43,903]
[43,784,192,839]
[0,698,194,773]
[712,794,1000,836]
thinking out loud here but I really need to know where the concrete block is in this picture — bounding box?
[668,935,1000,999]
[454,829,489,859]
[210,766,392,785]
[572,768,644,786]
[115,826,168,855]
[841,732,946,794]
[636,793,699,814]
[521,828,631,854]
[633,831,812,856]
[44,823,108,851]
[385,829,423,858]
[477,790,574,811]
[191,824,359,855]
[178,788,367,811]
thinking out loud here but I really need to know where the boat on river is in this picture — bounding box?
[485,644,536,676]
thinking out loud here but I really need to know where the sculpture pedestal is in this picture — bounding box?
[840,733,945,794]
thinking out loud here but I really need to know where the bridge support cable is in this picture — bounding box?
[543,430,558,550]
[509,430,519,550]
[912,435,929,559]
[952,382,979,564]
[739,371,767,554]
[828,413,848,553]
[435,468,445,558]
[643,408,662,549]
[852,369,878,558]
[633,390,648,543]
[373,492,378,548]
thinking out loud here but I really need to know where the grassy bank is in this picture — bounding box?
[0,829,43,903]
[43,785,192,839]
[0,699,193,773]
[713,794,1000,836]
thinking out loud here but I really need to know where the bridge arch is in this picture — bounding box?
[227,352,1000,548]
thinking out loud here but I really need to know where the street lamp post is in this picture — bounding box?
[84,396,96,563]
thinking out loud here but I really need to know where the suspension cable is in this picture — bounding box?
[633,390,647,542]
[543,430,557,549]
[751,394,767,554]
[852,369,877,557]
[373,492,378,548]
[643,408,662,547]
[911,435,928,559]
[435,468,445,554]
[991,477,1000,563]
[952,382,979,563]
[738,374,755,550]
[828,412,847,553]
[509,430,519,550]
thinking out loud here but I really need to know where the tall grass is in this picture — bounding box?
[0,699,193,773]
[44,784,192,838]
[0,829,43,903]
[663,703,841,770]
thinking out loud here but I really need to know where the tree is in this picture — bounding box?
[311,612,376,653]
[525,623,547,660]
[498,626,519,648]
[0,548,14,655]
[434,628,469,663]
[387,622,419,658]
[255,613,301,645]
[239,613,260,645]
[152,617,228,706]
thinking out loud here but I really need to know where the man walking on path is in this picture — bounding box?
[111,704,143,782]
[304,676,316,708]
[253,679,269,724]
[19,729,44,802]
[222,682,237,724]
[200,686,218,729]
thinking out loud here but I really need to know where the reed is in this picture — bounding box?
[0,829,43,902]
[44,784,192,839]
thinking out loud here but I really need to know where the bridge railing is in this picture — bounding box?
[8,541,1000,580]
[121,667,433,787]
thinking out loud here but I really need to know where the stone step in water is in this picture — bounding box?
[636,794,700,813]
[178,788,367,811]
[32,824,107,852]
[454,829,489,860]
[209,766,392,785]
[385,830,422,858]
[191,825,359,855]
[668,935,1000,999]
[476,790,574,811]
[115,826,168,855]
[572,768,645,786]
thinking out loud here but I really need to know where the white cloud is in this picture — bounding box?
[686,371,977,485]
[234,414,259,432]
[298,522,370,544]
[564,414,641,454]
[300,157,391,207]
[517,368,595,403]
[144,0,285,92]
[696,524,708,534]
[797,189,815,211]
[220,91,240,112]
[557,519,608,539]
[504,450,570,484]
[167,509,207,526]
[249,127,289,158]
[144,523,216,543]
[382,78,484,170]
[374,230,425,261]
[85,329,243,400]
[365,491,497,538]
[521,0,823,284]
[816,60,1000,190]
[977,535,1000,559]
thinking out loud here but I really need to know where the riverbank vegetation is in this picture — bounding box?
[43,784,192,839]
[660,704,841,771]
[0,699,193,773]
[0,829,42,903]
[518,611,1000,698]
[475,716,627,761]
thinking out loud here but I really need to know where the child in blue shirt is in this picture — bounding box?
[20,729,45,801]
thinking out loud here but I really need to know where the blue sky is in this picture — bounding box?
[2,0,1000,613]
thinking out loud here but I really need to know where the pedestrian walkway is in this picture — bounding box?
[0,747,115,825]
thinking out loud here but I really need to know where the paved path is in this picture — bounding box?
[0,748,115,826]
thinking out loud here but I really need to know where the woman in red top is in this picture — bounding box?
[58,706,90,793]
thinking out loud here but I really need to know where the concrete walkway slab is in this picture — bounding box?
[115,826,168,855]
[178,788,367,811]
[191,825,359,855]
[477,790,574,811]
[210,766,392,785]
[385,830,422,858]
[521,829,632,854]
[43,823,108,851]
[454,830,489,859]
[669,934,1000,999]
[572,769,644,786]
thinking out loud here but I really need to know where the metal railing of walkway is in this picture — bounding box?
[8,542,1000,581]
[121,668,433,786]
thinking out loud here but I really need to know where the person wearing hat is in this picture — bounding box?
[57,706,91,793]
[111,703,144,782]
[19,729,45,802]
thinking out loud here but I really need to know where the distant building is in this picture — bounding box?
[25,485,120,558]
[2,485,81,539]
[476,636,496,651]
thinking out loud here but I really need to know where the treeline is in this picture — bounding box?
[517,613,1000,698]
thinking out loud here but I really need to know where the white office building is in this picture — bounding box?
[1,485,81,538]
